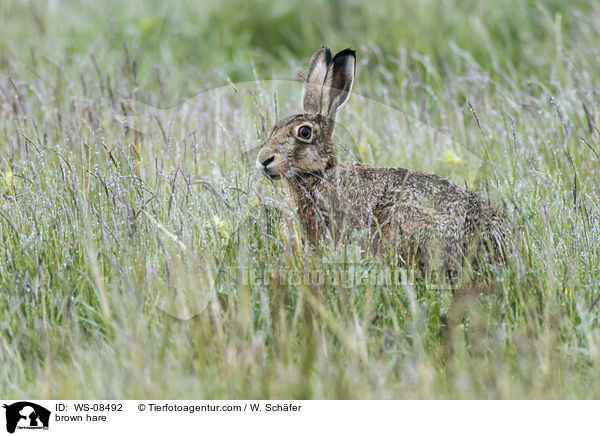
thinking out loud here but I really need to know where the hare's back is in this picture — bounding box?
[343,163,472,208]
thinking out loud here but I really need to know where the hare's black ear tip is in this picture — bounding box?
[335,48,356,59]
[318,46,332,57]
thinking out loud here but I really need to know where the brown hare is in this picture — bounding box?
[256,47,510,275]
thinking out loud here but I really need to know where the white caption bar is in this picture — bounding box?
[0,400,597,435]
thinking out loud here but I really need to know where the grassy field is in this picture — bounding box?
[1,0,600,399]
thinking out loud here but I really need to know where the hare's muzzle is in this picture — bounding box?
[256,155,281,180]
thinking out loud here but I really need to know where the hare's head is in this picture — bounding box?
[256,47,355,180]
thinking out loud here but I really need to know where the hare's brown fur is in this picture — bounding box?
[257,48,510,273]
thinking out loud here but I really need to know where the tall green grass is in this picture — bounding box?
[1,0,599,398]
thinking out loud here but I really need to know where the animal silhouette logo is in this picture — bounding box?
[2,402,50,434]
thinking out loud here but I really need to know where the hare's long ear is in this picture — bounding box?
[321,49,355,118]
[303,47,332,113]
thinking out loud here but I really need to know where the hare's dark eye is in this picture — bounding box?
[297,125,312,140]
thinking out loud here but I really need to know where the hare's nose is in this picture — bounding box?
[260,156,275,168]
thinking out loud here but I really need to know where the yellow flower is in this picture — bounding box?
[442,149,462,166]
[0,170,14,192]
[213,216,229,239]
[213,215,230,239]
[563,288,573,297]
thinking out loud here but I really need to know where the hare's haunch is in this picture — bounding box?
[257,47,510,273]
